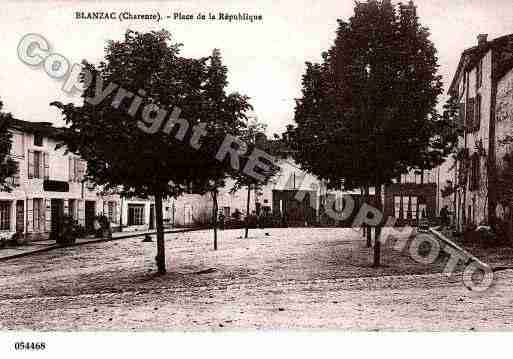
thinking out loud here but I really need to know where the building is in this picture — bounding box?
[447,33,513,230]
[168,156,325,227]
[0,119,156,241]
[495,60,513,235]
[383,169,439,227]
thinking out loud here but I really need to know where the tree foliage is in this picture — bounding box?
[230,117,280,238]
[51,30,251,272]
[0,100,18,192]
[289,0,452,191]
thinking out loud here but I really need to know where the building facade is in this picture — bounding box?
[0,119,156,240]
[447,33,513,230]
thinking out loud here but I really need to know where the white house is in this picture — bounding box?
[0,118,156,240]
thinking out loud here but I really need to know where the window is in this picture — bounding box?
[223,206,230,217]
[34,134,43,147]
[403,196,409,220]
[28,150,49,179]
[394,196,401,218]
[466,97,475,132]
[108,201,117,223]
[458,102,466,130]
[33,198,45,232]
[0,201,11,231]
[34,151,41,178]
[69,158,86,182]
[475,94,481,131]
[128,204,144,226]
[411,196,418,220]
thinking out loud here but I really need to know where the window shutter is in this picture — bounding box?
[458,103,466,131]
[69,157,74,182]
[26,199,33,232]
[43,152,49,180]
[475,95,481,131]
[28,150,34,179]
[44,199,51,233]
[466,98,475,132]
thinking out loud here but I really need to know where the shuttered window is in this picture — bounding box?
[466,98,475,132]
[69,158,86,182]
[475,94,482,131]
[470,154,480,190]
[458,102,466,130]
[0,201,11,231]
[28,150,49,179]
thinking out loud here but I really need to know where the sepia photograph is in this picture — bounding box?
[0,0,513,357]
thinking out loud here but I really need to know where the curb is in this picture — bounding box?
[0,227,209,262]
[428,227,491,269]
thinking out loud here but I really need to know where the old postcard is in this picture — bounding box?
[0,0,512,357]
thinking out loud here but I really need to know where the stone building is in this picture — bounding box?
[447,33,513,230]
[495,61,513,234]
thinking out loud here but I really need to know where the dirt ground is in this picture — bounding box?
[1,227,513,331]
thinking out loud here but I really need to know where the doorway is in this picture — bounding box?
[85,201,96,233]
[50,199,64,240]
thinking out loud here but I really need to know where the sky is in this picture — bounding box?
[0,0,512,136]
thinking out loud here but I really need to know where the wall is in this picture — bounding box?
[495,67,513,221]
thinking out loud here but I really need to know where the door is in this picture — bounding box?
[149,204,155,230]
[50,199,64,240]
[85,201,96,233]
[16,200,24,233]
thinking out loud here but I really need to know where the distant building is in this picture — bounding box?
[384,169,438,227]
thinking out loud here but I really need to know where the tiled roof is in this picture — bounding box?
[9,118,63,138]
[449,34,513,95]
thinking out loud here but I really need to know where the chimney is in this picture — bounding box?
[477,34,488,47]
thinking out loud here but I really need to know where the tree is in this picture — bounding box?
[189,48,252,250]
[52,30,250,273]
[230,118,279,238]
[0,100,18,191]
[289,0,452,266]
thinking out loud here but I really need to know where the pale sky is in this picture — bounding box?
[0,0,512,135]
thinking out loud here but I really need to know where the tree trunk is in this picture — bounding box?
[212,190,218,251]
[154,193,166,274]
[373,183,383,267]
[244,184,251,239]
[361,187,366,238]
[508,204,513,245]
[365,186,372,247]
